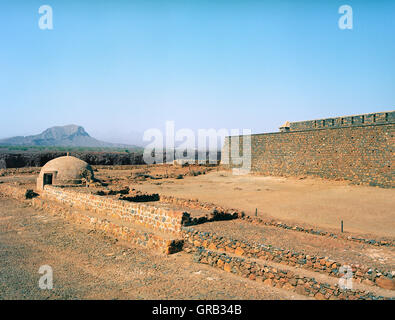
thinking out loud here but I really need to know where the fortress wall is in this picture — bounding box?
[289,111,394,131]
[42,186,187,235]
[222,121,394,188]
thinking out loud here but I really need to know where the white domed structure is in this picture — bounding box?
[37,155,94,190]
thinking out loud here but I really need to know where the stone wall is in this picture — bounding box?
[289,111,394,132]
[222,113,394,188]
[42,186,188,236]
[240,215,394,247]
[191,247,390,300]
[31,197,183,254]
[183,228,395,291]
[146,191,394,247]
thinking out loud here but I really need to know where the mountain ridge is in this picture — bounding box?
[0,125,139,149]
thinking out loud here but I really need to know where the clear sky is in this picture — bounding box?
[0,0,394,144]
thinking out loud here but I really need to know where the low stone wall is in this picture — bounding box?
[159,195,227,212]
[0,184,186,254]
[159,195,240,225]
[240,215,395,247]
[157,193,394,247]
[31,197,183,254]
[42,186,188,236]
[183,228,395,291]
[1,183,393,249]
[192,247,390,300]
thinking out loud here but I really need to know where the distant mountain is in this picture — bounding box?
[0,125,139,149]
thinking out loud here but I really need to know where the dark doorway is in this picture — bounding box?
[43,173,53,186]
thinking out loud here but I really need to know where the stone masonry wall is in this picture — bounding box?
[191,247,390,300]
[222,120,394,188]
[183,228,395,291]
[42,186,188,236]
[31,197,183,254]
[289,111,394,132]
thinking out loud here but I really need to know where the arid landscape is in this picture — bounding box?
[1,0,394,311]
[1,162,394,300]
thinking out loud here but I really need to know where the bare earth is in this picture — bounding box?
[0,165,394,300]
[132,170,395,238]
[0,197,306,300]
[192,220,395,270]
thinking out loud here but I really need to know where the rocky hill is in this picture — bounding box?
[0,125,137,148]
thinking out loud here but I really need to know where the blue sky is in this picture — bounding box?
[0,0,394,144]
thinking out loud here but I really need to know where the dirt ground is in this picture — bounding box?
[126,169,395,238]
[0,197,306,300]
[192,220,395,270]
[0,164,393,300]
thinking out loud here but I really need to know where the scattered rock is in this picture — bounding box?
[376,277,395,290]
[235,247,245,256]
[314,292,326,300]
[263,279,273,286]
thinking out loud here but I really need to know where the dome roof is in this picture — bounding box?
[38,156,94,185]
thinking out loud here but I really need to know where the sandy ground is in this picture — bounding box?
[0,197,307,300]
[132,170,395,238]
